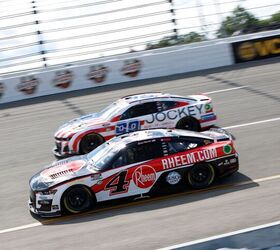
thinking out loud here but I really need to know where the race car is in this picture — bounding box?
[29,128,238,217]
[53,92,217,158]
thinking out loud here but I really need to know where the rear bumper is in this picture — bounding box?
[214,154,239,177]
[199,113,217,129]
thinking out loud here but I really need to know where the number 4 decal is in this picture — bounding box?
[105,171,129,195]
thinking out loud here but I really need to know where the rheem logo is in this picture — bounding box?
[132,165,156,189]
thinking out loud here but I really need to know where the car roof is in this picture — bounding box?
[108,128,212,146]
[119,92,195,104]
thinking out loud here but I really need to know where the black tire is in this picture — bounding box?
[62,186,93,214]
[79,133,104,154]
[187,163,215,189]
[176,117,200,131]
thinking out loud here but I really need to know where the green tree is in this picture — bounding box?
[180,32,206,44]
[256,10,280,27]
[271,11,280,23]
[146,32,206,50]
[216,6,259,38]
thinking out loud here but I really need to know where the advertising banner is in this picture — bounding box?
[232,34,280,63]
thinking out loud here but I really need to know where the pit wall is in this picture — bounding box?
[0,30,279,104]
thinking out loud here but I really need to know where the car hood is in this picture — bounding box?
[55,113,108,138]
[29,156,97,191]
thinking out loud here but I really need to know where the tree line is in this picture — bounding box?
[146,7,280,50]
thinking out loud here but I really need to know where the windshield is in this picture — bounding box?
[99,100,128,120]
[87,140,126,171]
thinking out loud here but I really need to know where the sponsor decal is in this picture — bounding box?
[166,171,181,185]
[91,173,102,181]
[146,105,203,124]
[122,59,142,77]
[223,145,232,154]
[205,103,212,112]
[232,35,280,63]
[162,148,218,170]
[87,65,108,83]
[53,70,73,89]
[201,113,216,121]
[218,157,237,167]
[132,165,156,188]
[116,120,141,135]
[0,82,5,98]
[17,75,39,95]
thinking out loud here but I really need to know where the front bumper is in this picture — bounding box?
[52,146,73,159]
[29,189,61,217]
[53,138,78,158]
[28,199,61,217]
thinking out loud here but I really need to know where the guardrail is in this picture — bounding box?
[0,30,279,104]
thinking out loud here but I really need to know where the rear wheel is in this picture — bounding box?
[187,163,215,189]
[62,186,93,214]
[176,117,200,131]
[80,133,104,154]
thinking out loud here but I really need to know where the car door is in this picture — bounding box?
[94,140,164,201]
[115,101,159,135]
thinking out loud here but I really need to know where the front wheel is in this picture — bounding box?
[176,117,200,131]
[187,163,215,189]
[79,133,104,154]
[62,186,93,214]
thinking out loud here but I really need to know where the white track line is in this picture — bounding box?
[0,222,41,234]
[224,117,280,129]
[1,174,280,235]
[204,86,248,94]
[158,220,280,250]
[1,117,279,235]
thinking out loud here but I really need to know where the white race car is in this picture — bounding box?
[53,92,216,158]
[29,128,238,217]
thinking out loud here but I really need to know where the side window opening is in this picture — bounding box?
[126,141,163,164]
[160,101,177,111]
[120,102,158,120]
[167,137,208,154]
[105,149,128,170]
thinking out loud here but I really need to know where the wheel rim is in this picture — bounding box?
[188,164,215,188]
[183,121,193,130]
[191,166,210,183]
[81,134,103,153]
[64,187,92,213]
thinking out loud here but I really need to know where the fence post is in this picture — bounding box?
[168,0,178,39]
[31,0,47,68]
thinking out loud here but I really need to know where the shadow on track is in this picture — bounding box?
[206,75,280,103]
[32,172,258,225]
[1,57,279,111]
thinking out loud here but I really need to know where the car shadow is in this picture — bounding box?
[33,172,259,225]
[1,57,279,111]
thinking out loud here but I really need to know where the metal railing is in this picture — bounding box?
[0,0,279,75]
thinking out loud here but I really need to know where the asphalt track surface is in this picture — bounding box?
[0,58,280,249]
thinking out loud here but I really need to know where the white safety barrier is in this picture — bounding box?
[0,30,279,104]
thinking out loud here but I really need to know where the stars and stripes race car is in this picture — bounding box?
[29,128,238,217]
[53,92,217,158]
